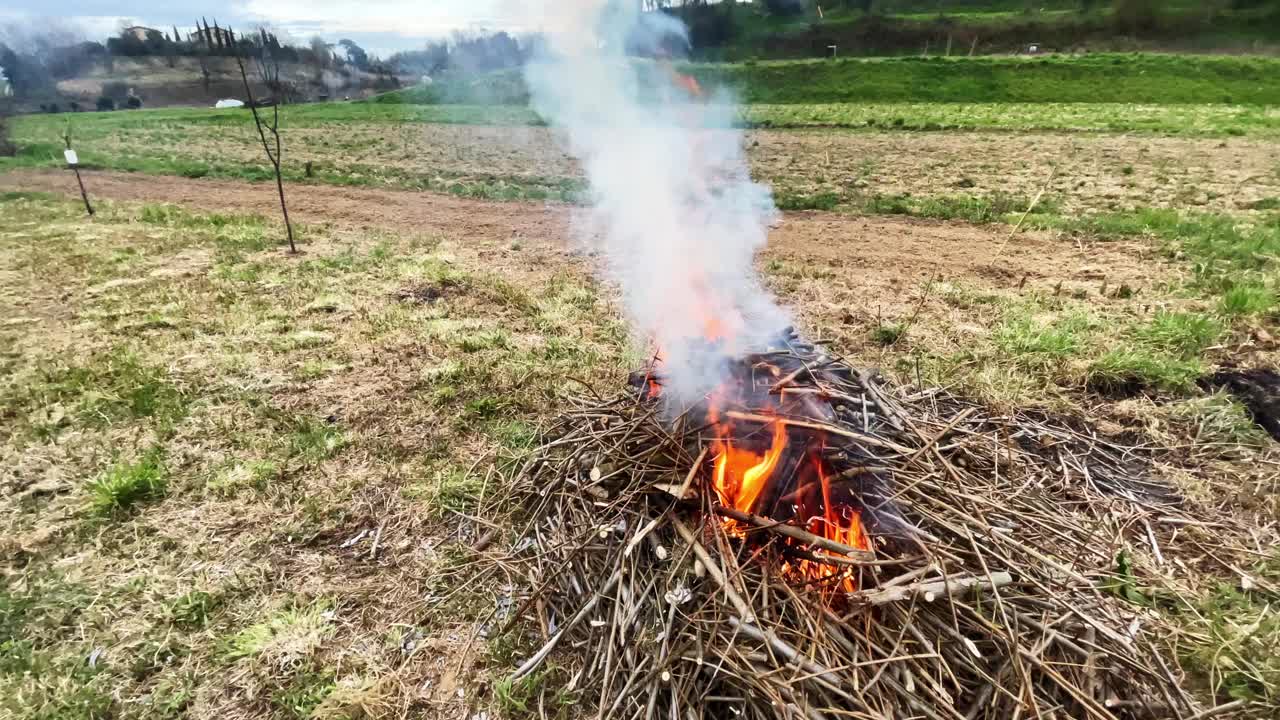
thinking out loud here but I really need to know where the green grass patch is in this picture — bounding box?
[88,448,168,516]
[742,102,1280,137]
[1167,393,1270,446]
[287,418,345,463]
[1133,311,1222,357]
[220,602,335,664]
[2,350,187,440]
[1219,283,1277,317]
[691,54,1280,105]
[862,191,1047,223]
[1087,347,1204,394]
[406,464,486,520]
[359,54,1280,107]
[168,590,225,629]
[272,669,337,719]
[1178,558,1280,703]
[871,322,908,346]
[775,190,842,211]
[994,310,1093,368]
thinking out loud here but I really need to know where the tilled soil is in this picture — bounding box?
[1,167,1157,295]
[285,125,1280,213]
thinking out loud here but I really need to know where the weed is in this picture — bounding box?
[1134,311,1222,357]
[287,419,345,462]
[1219,283,1276,317]
[871,322,907,346]
[994,311,1092,367]
[168,590,224,629]
[1178,560,1280,703]
[1087,348,1203,394]
[272,669,337,719]
[221,602,335,666]
[88,448,167,515]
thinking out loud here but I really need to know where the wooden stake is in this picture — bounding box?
[61,122,93,217]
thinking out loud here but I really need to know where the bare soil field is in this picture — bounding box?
[12,117,1280,213]
[0,166,1163,333]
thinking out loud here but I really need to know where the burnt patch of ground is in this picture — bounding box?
[1206,366,1280,441]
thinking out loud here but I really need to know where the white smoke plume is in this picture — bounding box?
[522,1,789,404]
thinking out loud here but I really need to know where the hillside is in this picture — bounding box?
[371,53,1280,107]
[704,1,1280,59]
[36,56,400,111]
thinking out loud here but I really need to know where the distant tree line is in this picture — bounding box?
[387,30,526,77]
[0,20,395,106]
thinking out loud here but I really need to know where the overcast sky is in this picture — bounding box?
[1,0,528,56]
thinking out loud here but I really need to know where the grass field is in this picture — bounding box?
[2,176,1277,717]
[368,54,1280,106]
[3,46,1280,719]
[697,54,1280,104]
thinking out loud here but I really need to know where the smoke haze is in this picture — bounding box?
[520,1,788,405]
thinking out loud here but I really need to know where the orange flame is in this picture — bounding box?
[707,412,872,591]
[712,420,788,514]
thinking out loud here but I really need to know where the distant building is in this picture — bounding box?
[123,26,161,42]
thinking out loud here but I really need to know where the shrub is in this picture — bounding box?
[96,96,115,111]
[126,96,142,109]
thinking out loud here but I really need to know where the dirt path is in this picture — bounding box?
[2,168,1159,299]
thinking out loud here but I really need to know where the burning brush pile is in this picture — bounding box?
[490,4,1218,717]
[485,329,1209,720]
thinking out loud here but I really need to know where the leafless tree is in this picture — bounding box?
[233,27,296,253]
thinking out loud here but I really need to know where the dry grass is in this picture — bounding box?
[0,193,626,719]
[1,191,1276,718]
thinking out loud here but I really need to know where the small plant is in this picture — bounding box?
[288,418,345,462]
[169,590,224,628]
[126,96,142,109]
[88,448,168,515]
[96,96,115,112]
[271,669,336,719]
[1134,311,1221,357]
[1219,284,1276,317]
[995,312,1093,368]
[871,322,907,346]
[221,602,334,665]
[1087,348,1202,394]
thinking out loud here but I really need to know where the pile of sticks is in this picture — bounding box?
[486,346,1212,720]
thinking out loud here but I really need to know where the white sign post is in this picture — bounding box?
[61,124,93,216]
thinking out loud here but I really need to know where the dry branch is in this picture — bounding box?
[479,344,1227,720]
